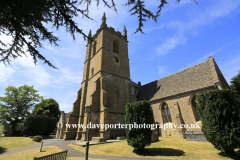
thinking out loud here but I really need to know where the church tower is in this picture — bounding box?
[63,13,139,140]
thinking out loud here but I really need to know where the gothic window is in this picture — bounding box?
[192,96,201,121]
[117,88,119,98]
[162,103,172,123]
[113,40,118,54]
[93,41,97,56]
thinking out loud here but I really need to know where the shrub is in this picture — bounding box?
[197,89,240,156]
[23,115,48,136]
[45,117,58,136]
[32,135,43,142]
[24,115,58,137]
[230,71,240,105]
[125,101,154,151]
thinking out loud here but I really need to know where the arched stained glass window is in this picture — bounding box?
[192,97,201,121]
[167,107,172,123]
[163,107,168,123]
[162,103,172,123]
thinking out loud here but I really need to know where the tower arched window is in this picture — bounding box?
[162,103,172,123]
[191,96,201,121]
[113,40,118,54]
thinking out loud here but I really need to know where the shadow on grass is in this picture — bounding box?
[133,148,185,157]
[218,150,240,160]
[0,146,7,154]
[151,140,162,144]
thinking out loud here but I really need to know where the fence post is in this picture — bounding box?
[64,149,68,160]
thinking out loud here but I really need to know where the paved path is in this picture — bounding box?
[0,138,167,160]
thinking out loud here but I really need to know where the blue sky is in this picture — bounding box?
[1,0,240,113]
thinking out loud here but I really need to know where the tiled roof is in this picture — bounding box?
[137,59,214,101]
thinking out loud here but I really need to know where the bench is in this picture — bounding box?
[33,149,68,160]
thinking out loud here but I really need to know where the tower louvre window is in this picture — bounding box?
[117,88,119,98]
[113,41,118,54]
[93,41,97,56]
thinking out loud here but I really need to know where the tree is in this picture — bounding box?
[125,101,154,151]
[0,85,43,136]
[31,98,60,135]
[23,115,49,136]
[33,98,61,119]
[196,90,240,156]
[230,71,240,105]
[0,0,197,69]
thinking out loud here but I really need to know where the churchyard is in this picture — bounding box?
[1,134,240,160]
[67,137,240,160]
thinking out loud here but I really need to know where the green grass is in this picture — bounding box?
[0,146,63,160]
[68,138,240,160]
[0,135,40,153]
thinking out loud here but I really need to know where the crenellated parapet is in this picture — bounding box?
[91,12,128,41]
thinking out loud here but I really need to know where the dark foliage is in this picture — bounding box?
[0,0,197,69]
[23,115,57,136]
[230,71,240,105]
[125,101,154,150]
[23,115,48,136]
[46,117,58,135]
[32,135,43,142]
[33,98,61,119]
[196,90,240,156]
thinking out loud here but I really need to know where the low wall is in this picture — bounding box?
[185,131,207,142]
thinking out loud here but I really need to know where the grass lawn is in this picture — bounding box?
[0,135,40,153]
[0,146,63,160]
[0,144,107,160]
[68,138,240,160]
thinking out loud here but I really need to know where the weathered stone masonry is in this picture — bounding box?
[57,13,229,142]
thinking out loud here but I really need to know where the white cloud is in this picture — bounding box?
[156,32,187,55]
[55,67,82,86]
[0,63,16,84]
[180,39,240,70]
[227,54,240,65]
[59,103,72,110]
[154,0,240,55]
[158,65,169,78]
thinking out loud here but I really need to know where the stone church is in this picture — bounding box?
[56,13,230,141]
